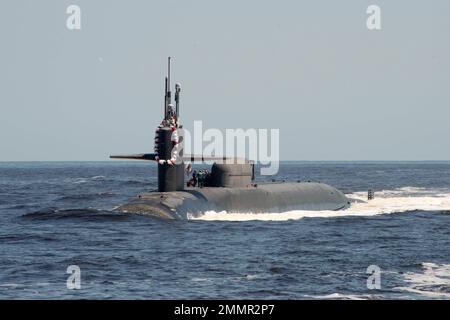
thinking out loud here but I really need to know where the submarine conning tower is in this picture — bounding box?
[155,57,185,192]
[109,57,256,192]
[154,58,254,192]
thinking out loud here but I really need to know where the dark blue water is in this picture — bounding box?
[1,161,450,299]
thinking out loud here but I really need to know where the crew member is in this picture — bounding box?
[198,170,204,188]
[192,170,198,187]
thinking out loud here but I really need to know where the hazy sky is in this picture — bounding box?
[1,0,449,161]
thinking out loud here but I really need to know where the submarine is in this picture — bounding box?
[111,58,349,219]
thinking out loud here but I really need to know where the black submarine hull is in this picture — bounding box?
[114,182,349,220]
[111,58,350,220]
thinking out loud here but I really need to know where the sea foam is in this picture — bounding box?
[188,187,450,221]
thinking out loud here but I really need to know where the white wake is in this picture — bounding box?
[188,187,450,221]
[395,262,450,298]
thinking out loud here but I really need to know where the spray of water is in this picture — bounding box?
[188,187,450,221]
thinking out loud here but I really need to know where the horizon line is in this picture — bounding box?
[1,160,450,163]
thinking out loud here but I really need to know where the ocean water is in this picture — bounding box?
[1,161,450,299]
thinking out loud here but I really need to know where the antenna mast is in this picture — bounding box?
[164,57,172,120]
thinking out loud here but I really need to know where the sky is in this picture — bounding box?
[0,0,449,161]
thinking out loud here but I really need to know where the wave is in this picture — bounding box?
[394,262,450,298]
[64,177,89,184]
[55,176,150,187]
[188,187,450,221]
[303,293,379,300]
[91,175,106,180]
[22,208,129,221]
[58,192,118,201]
[63,176,137,184]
